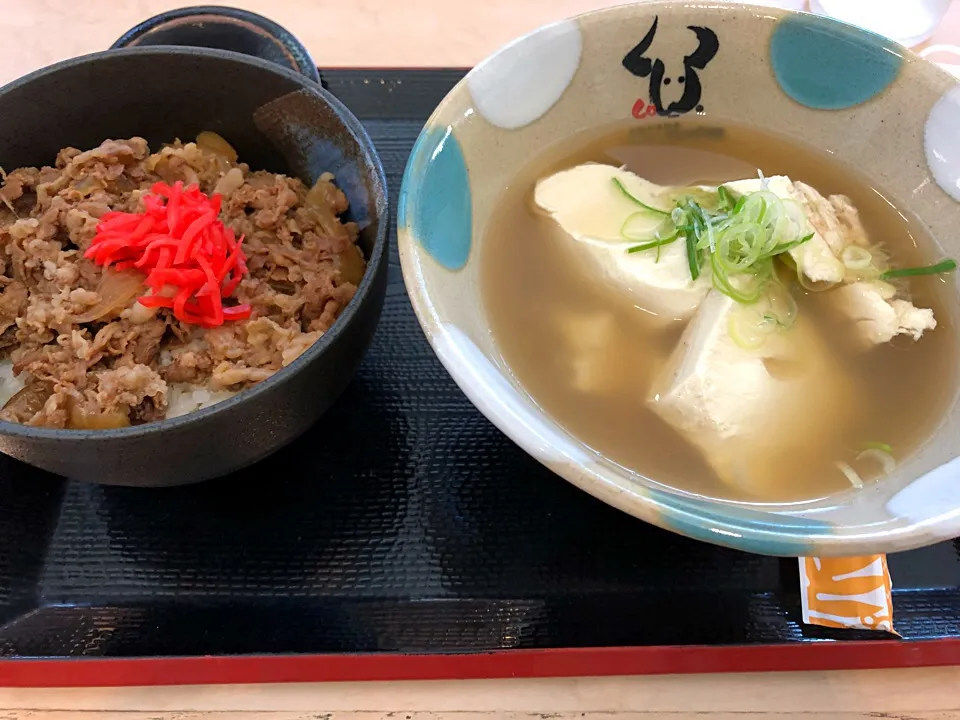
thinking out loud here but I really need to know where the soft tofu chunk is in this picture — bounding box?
[833,280,937,347]
[535,163,710,321]
[555,310,665,397]
[649,291,777,442]
[555,311,618,395]
[648,290,854,496]
[724,176,846,284]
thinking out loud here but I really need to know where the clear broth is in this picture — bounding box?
[481,121,958,503]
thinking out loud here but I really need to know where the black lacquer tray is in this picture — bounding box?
[1,70,959,687]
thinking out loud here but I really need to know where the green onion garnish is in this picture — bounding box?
[880,258,957,280]
[621,177,816,304]
[717,185,734,211]
[857,444,896,475]
[769,233,814,256]
[684,226,700,280]
[612,178,669,216]
[627,233,679,254]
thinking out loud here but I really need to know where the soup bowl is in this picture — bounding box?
[399,1,960,556]
[0,46,389,486]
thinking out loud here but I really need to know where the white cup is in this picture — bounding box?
[919,43,960,77]
[809,0,953,47]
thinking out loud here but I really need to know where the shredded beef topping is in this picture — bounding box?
[0,137,364,428]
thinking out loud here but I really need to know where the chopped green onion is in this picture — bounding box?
[621,211,665,241]
[710,253,768,303]
[726,283,796,349]
[880,258,957,279]
[857,448,896,475]
[841,245,874,270]
[717,185,734,211]
[836,444,896,490]
[836,461,864,489]
[727,310,768,350]
[665,187,725,211]
[627,233,678,254]
[684,226,700,280]
[612,178,669,216]
[619,176,816,305]
[771,233,814,256]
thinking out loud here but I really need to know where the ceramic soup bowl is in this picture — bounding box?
[398,1,960,556]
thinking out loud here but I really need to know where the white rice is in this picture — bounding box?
[160,338,236,418]
[0,360,25,408]
[166,384,237,419]
[0,358,233,420]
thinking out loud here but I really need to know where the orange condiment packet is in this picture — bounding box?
[799,556,897,634]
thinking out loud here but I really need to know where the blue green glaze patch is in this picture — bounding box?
[398,125,472,270]
[770,15,903,110]
[647,489,831,556]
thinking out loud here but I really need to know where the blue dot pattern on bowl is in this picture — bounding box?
[648,489,832,556]
[770,14,903,110]
[398,125,473,271]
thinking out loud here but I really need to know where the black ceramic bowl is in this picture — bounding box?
[0,47,389,486]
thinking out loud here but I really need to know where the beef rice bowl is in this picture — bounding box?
[0,132,366,429]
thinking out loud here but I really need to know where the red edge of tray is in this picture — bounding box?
[1,639,959,687]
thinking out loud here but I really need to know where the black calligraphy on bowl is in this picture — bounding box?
[622,17,719,119]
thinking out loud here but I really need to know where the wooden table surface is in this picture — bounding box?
[1,1,960,718]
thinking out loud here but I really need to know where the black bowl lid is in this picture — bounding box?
[111,5,321,84]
